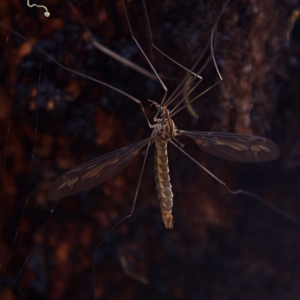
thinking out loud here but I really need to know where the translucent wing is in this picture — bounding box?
[178,130,279,162]
[48,137,154,201]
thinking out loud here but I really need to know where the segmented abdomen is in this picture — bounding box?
[154,139,173,229]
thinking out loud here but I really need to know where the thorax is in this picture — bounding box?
[153,117,177,142]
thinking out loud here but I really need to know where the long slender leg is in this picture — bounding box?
[122,0,168,108]
[165,40,211,107]
[86,30,157,81]
[170,26,223,117]
[170,140,300,227]
[0,23,153,128]
[92,140,152,298]
[141,0,203,106]
[142,0,230,111]
[119,253,148,284]
[170,1,228,115]
[113,141,151,230]
[170,140,226,185]
[165,22,220,109]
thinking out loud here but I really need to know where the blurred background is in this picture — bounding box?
[1,0,300,299]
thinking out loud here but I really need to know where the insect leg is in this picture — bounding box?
[0,23,153,128]
[226,187,300,227]
[86,30,157,81]
[169,5,227,118]
[141,0,203,109]
[170,140,225,186]
[122,0,168,107]
[141,0,230,112]
[170,140,300,227]
[104,140,152,232]
[119,253,148,284]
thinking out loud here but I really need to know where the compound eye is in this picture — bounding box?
[159,108,164,115]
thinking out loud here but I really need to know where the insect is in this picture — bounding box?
[1,0,299,299]
[46,0,279,229]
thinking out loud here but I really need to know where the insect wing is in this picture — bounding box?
[48,137,154,201]
[178,130,279,162]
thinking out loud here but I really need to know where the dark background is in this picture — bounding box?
[1,0,300,299]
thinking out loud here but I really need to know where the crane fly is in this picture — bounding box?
[48,108,279,228]
[1,1,299,299]
[47,0,279,229]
